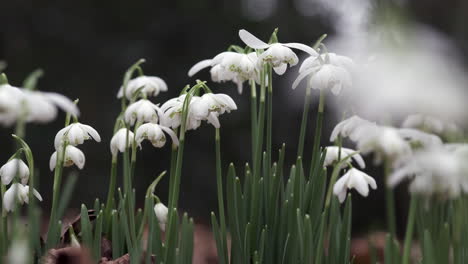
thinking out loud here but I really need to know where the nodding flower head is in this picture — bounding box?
[54,122,101,150]
[124,99,163,126]
[49,145,86,171]
[333,168,377,203]
[135,123,179,148]
[323,146,365,169]
[117,75,168,100]
[188,51,259,94]
[3,183,42,212]
[0,159,30,185]
[154,202,169,231]
[238,29,318,75]
[0,83,79,127]
[110,128,135,157]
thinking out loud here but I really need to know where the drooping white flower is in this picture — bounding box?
[323,146,365,169]
[402,114,461,137]
[124,99,162,125]
[110,128,135,157]
[389,146,467,198]
[0,159,30,185]
[356,126,412,161]
[299,53,356,74]
[117,75,168,100]
[3,183,42,212]
[295,64,352,95]
[159,94,187,129]
[188,52,259,94]
[54,122,101,150]
[189,93,238,128]
[239,29,318,75]
[0,84,79,126]
[154,202,168,231]
[49,145,86,171]
[135,123,179,148]
[330,115,377,142]
[333,168,377,203]
[398,128,443,148]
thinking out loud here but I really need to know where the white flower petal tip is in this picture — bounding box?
[117,75,168,100]
[110,128,135,157]
[135,123,179,149]
[49,145,86,171]
[0,159,30,185]
[54,122,101,149]
[238,29,270,49]
[154,203,168,231]
[333,168,377,203]
[323,146,366,169]
[188,59,212,77]
[3,183,42,212]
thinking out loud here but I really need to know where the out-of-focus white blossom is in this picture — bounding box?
[0,84,79,126]
[293,64,351,95]
[7,238,29,264]
[3,183,42,212]
[54,122,101,149]
[299,53,356,73]
[135,123,179,148]
[323,146,365,168]
[124,99,162,125]
[389,146,468,198]
[333,168,377,203]
[117,75,167,100]
[189,52,259,94]
[154,202,168,231]
[0,159,29,185]
[330,115,377,142]
[402,114,461,137]
[110,128,135,157]
[239,29,318,75]
[49,145,86,171]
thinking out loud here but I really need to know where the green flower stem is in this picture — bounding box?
[104,156,118,234]
[324,164,342,209]
[310,90,325,176]
[266,65,273,176]
[215,128,228,264]
[402,196,417,264]
[45,143,67,250]
[1,184,7,254]
[384,160,397,238]
[250,80,258,162]
[297,82,312,158]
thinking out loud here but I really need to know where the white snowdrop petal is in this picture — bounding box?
[292,67,316,90]
[283,43,318,56]
[160,125,179,146]
[273,64,287,75]
[42,92,80,117]
[81,124,101,143]
[49,152,58,171]
[238,29,270,49]
[67,146,86,169]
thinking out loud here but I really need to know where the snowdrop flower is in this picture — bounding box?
[154,202,168,231]
[239,29,318,75]
[135,123,179,148]
[124,99,162,125]
[299,53,355,73]
[292,64,351,94]
[110,128,135,157]
[189,52,259,94]
[21,90,79,124]
[189,93,238,128]
[398,128,443,148]
[160,95,186,129]
[7,238,29,264]
[330,115,377,142]
[0,159,29,185]
[333,168,377,203]
[117,75,168,100]
[0,84,23,126]
[402,114,461,137]
[3,183,42,212]
[54,122,101,149]
[49,145,86,171]
[389,147,467,198]
[323,146,365,169]
[356,126,412,162]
